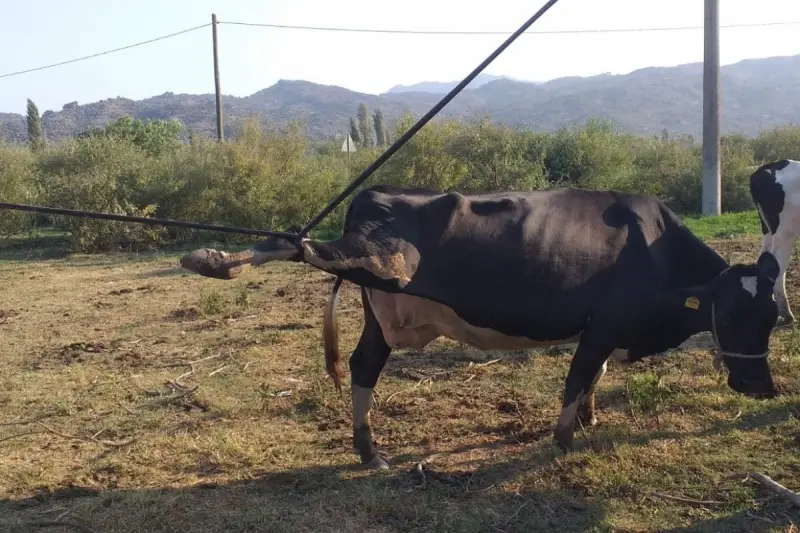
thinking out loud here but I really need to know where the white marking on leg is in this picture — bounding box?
[769,229,797,317]
[556,398,581,432]
[594,360,608,384]
[352,385,374,429]
[740,276,758,297]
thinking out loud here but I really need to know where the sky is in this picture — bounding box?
[2,0,800,115]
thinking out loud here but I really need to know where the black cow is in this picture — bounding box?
[180,185,781,470]
[750,159,800,325]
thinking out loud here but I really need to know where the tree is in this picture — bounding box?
[357,103,373,147]
[26,98,44,151]
[373,108,387,148]
[349,117,361,145]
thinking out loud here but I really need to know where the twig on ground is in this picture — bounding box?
[144,385,199,408]
[727,408,743,421]
[650,492,724,506]
[750,472,800,508]
[467,358,501,369]
[33,421,135,448]
[407,453,443,492]
[166,351,224,389]
[208,364,228,377]
[463,374,476,383]
[501,502,529,527]
[15,519,102,533]
[0,430,44,445]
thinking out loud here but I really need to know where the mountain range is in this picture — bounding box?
[2,54,800,144]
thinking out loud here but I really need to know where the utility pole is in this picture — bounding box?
[702,0,720,215]
[212,13,223,142]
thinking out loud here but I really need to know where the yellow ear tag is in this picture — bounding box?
[684,296,700,310]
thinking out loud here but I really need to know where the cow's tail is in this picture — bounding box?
[323,276,346,393]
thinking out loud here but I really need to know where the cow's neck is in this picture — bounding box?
[668,224,730,288]
[626,285,713,361]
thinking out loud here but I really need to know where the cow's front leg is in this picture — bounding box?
[576,360,607,428]
[350,288,392,470]
[554,339,612,452]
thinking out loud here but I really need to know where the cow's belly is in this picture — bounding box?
[365,289,580,351]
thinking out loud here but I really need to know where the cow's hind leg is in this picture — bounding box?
[767,226,797,326]
[554,335,613,452]
[350,287,392,470]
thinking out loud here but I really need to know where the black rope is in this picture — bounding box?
[0,0,562,242]
[0,203,299,239]
[297,0,563,237]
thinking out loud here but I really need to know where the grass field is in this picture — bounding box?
[2,211,800,533]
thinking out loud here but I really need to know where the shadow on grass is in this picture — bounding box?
[1,457,608,533]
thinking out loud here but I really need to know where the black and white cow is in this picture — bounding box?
[750,159,800,325]
[180,185,781,469]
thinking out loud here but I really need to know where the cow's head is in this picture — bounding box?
[708,251,780,398]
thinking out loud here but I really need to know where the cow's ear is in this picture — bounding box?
[757,251,780,286]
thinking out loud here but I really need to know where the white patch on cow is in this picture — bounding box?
[740,276,758,297]
[555,398,581,433]
[609,348,630,364]
[364,288,581,351]
[301,239,414,285]
[352,385,374,429]
[756,161,800,319]
[593,360,608,385]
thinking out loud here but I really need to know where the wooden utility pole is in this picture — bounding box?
[212,13,223,142]
[702,0,720,215]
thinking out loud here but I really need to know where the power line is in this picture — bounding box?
[0,23,210,80]
[2,18,799,82]
[220,19,800,35]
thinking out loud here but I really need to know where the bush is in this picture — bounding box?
[0,143,36,238]
[4,114,800,253]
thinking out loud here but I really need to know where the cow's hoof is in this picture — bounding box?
[553,425,574,454]
[362,455,390,470]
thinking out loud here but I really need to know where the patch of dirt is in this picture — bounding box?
[33,340,149,369]
[168,307,201,321]
[0,309,19,324]
[45,341,109,365]
[109,288,134,296]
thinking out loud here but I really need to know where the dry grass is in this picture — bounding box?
[1,233,800,533]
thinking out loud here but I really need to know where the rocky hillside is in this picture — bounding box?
[3,54,800,143]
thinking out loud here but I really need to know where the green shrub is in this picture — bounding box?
[5,115,800,253]
[0,143,37,238]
